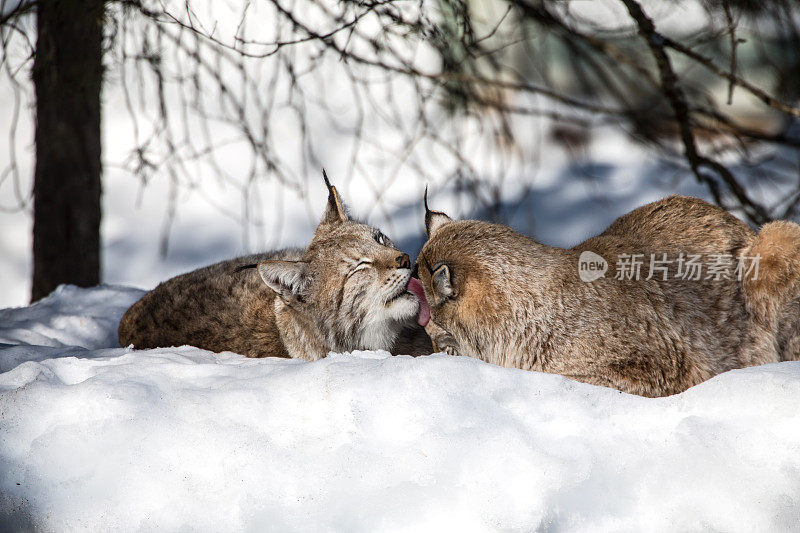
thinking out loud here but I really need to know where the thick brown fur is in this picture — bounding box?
[119,249,299,358]
[119,179,432,360]
[417,195,800,397]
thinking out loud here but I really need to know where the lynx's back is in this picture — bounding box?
[596,195,800,363]
[118,249,302,358]
[598,195,753,255]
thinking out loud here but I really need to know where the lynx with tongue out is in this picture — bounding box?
[407,277,431,326]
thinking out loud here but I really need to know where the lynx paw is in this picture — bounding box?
[441,345,458,356]
[424,320,459,356]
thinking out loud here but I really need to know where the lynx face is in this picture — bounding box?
[415,221,508,360]
[413,197,566,364]
[257,181,428,354]
[303,222,421,350]
[414,206,492,359]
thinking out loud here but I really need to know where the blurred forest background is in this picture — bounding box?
[0,0,798,306]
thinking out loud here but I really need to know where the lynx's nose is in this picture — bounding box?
[397,253,411,269]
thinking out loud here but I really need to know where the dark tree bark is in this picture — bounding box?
[31,0,104,302]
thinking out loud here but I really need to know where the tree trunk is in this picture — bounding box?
[31,0,104,302]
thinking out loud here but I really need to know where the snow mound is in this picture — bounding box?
[0,284,143,350]
[1,286,800,531]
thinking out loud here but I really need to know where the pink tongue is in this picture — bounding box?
[407,277,431,327]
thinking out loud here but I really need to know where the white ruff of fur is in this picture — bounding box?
[358,268,418,350]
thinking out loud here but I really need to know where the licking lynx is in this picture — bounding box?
[415,194,800,397]
[118,175,431,359]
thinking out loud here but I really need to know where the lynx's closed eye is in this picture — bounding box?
[374,232,389,246]
[348,259,372,277]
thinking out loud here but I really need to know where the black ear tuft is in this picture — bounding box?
[234,263,258,273]
[423,187,453,238]
[321,169,349,225]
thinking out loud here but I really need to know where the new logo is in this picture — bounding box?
[578,251,608,282]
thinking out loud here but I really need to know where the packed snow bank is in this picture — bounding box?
[1,286,799,531]
[0,285,144,350]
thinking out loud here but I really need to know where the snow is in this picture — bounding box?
[1,285,800,531]
[0,1,27,17]
[0,285,143,351]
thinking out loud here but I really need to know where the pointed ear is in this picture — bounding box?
[321,169,349,225]
[257,260,309,302]
[432,264,454,300]
[424,186,452,238]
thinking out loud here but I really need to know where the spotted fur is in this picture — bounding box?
[118,179,431,359]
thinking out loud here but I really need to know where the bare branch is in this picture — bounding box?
[621,0,770,224]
